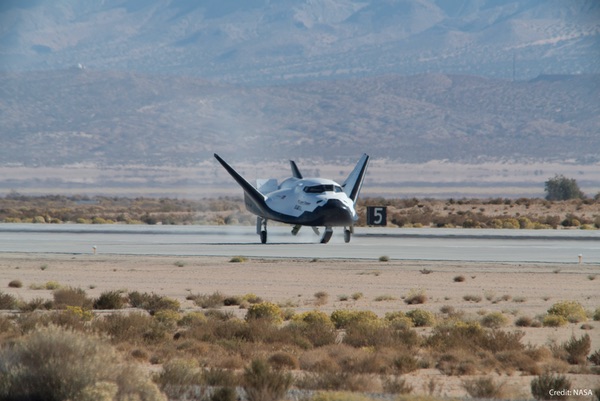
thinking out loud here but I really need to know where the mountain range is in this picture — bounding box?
[1,69,598,166]
[2,0,599,83]
[0,0,598,180]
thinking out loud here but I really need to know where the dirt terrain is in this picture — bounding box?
[1,253,598,399]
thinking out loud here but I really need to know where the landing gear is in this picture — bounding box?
[320,227,333,244]
[344,227,351,243]
[291,225,301,236]
[257,217,268,244]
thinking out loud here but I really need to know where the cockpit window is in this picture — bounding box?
[304,185,343,193]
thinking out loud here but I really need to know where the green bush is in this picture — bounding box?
[93,290,125,309]
[406,309,435,327]
[330,310,378,329]
[547,300,587,323]
[480,311,508,328]
[293,310,333,327]
[245,302,283,323]
[543,314,568,327]
[545,175,584,201]
[385,311,414,329]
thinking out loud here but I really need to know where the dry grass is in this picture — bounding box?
[1,254,598,400]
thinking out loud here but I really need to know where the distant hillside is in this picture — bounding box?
[1,0,598,83]
[1,70,598,166]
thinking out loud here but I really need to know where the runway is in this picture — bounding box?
[1,224,599,264]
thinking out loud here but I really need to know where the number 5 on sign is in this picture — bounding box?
[367,206,387,226]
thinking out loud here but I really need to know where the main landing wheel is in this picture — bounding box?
[320,227,333,244]
[257,217,268,244]
[344,228,351,243]
[260,230,267,244]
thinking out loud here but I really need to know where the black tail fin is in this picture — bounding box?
[290,160,303,179]
[214,154,267,210]
[342,154,370,202]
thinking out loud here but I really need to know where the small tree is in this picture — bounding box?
[544,175,584,200]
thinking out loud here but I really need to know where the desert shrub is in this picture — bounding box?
[495,349,541,375]
[590,349,600,365]
[392,353,420,374]
[462,377,505,398]
[562,334,591,365]
[404,289,427,304]
[285,315,337,348]
[547,300,587,323]
[382,376,413,394]
[53,286,93,309]
[245,302,283,323]
[128,291,180,314]
[223,295,242,306]
[193,291,226,308]
[593,307,600,321]
[343,319,391,348]
[268,352,300,370]
[453,275,465,282]
[542,314,568,327]
[202,368,238,388]
[330,310,378,329]
[515,316,533,327]
[0,292,18,310]
[463,294,482,302]
[385,311,414,329]
[153,309,181,329]
[20,297,53,312]
[45,281,61,289]
[209,387,237,401]
[297,371,375,393]
[242,293,263,304]
[154,358,203,400]
[427,322,524,355]
[178,311,207,327]
[294,310,332,326]
[93,290,125,309]
[436,351,479,376]
[314,291,329,306]
[531,373,571,400]
[8,280,22,288]
[406,309,435,327]
[93,312,167,344]
[0,324,166,401]
[242,359,292,401]
[229,256,247,263]
[351,292,363,301]
[481,311,508,328]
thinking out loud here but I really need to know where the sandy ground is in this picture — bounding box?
[1,253,599,398]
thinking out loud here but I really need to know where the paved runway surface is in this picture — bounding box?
[1,224,599,263]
